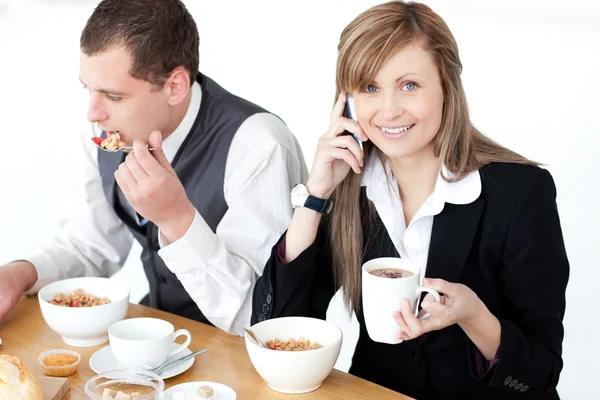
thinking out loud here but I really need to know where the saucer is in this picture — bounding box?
[89,344,194,379]
[164,381,236,400]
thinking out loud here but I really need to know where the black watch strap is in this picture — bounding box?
[304,195,331,214]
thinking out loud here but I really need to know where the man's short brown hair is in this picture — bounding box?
[80,0,199,88]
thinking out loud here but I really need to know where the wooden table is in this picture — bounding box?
[0,296,411,399]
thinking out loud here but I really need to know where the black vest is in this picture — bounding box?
[98,73,267,323]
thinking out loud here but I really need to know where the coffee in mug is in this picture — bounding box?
[362,258,440,344]
[369,268,414,279]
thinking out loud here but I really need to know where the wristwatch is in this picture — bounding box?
[290,184,333,214]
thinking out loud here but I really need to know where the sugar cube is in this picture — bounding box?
[102,388,117,399]
[197,385,214,398]
[114,391,130,400]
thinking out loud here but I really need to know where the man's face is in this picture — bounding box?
[80,45,170,145]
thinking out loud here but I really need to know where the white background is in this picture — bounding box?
[0,0,598,398]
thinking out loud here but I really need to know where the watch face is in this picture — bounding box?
[291,184,309,207]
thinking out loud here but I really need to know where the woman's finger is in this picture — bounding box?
[324,117,368,141]
[421,293,440,308]
[326,147,361,174]
[400,299,424,337]
[422,278,458,296]
[327,135,364,167]
[392,311,413,339]
[329,92,347,127]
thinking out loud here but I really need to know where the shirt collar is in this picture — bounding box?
[437,164,481,206]
[162,80,202,163]
[361,153,481,215]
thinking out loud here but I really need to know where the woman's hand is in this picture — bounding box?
[306,93,369,199]
[392,278,484,340]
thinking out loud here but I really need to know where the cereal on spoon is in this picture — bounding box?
[91,131,125,151]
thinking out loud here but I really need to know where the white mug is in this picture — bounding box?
[362,257,440,345]
[108,318,191,370]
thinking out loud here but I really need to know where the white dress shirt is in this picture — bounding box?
[24,81,308,336]
[361,153,482,281]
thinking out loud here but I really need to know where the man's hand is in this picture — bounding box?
[0,261,37,324]
[114,131,195,244]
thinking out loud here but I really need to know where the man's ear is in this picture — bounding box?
[164,67,191,106]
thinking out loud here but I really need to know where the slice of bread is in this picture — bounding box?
[0,355,45,400]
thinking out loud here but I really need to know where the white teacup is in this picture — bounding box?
[362,257,441,345]
[108,318,191,370]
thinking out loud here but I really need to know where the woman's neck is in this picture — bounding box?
[387,144,441,225]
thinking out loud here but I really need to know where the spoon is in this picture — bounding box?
[148,348,207,375]
[97,145,158,153]
[243,328,267,349]
[91,137,157,153]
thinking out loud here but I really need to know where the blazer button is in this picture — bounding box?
[266,293,272,305]
[262,304,270,314]
[413,356,421,365]
[258,314,267,322]
[509,379,519,388]
[504,376,513,386]
[520,385,530,392]
[514,383,523,391]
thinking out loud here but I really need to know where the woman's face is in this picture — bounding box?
[353,45,445,161]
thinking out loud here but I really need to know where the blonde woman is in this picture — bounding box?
[251,1,568,399]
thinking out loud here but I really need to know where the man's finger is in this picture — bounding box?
[146,131,174,174]
[115,164,135,192]
[126,149,149,181]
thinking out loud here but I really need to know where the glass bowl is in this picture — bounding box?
[84,369,164,399]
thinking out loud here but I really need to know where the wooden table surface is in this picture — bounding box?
[0,296,411,399]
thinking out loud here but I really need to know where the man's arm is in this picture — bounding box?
[21,124,133,294]
[158,113,308,335]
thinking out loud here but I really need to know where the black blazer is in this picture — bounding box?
[252,163,569,400]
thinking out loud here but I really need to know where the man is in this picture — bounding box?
[0,0,307,336]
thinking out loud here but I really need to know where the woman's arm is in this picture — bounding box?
[473,168,569,394]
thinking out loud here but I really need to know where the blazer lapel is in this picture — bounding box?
[416,197,485,344]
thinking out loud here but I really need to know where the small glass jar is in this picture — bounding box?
[84,369,164,399]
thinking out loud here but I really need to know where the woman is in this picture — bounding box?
[251,2,569,399]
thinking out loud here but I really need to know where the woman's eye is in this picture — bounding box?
[366,84,379,93]
[403,82,418,92]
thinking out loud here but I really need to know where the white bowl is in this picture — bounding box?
[245,317,343,394]
[38,277,130,347]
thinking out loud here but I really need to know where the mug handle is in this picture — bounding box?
[414,287,441,320]
[168,329,192,359]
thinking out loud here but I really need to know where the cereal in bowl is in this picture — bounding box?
[49,289,110,307]
[265,337,323,351]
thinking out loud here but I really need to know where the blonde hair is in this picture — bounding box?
[330,1,537,312]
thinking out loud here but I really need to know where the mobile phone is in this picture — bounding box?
[344,96,363,150]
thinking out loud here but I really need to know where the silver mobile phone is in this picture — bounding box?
[345,96,363,150]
